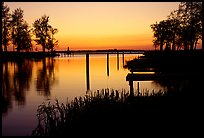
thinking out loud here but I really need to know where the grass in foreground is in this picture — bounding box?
[32,88,200,136]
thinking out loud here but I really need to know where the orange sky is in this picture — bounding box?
[6,2,200,50]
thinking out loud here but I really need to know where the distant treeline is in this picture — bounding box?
[151,2,202,51]
[1,2,58,53]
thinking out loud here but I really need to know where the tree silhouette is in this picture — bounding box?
[2,2,11,52]
[47,28,58,53]
[11,8,32,52]
[177,2,202,50]
[151,18,182,51]
[151,2,202,51]
[33,15,58,53]
[150,21,166,51]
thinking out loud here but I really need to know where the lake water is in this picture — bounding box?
[2,53,165,136]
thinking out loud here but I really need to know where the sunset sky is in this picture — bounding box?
[5,2,188,50]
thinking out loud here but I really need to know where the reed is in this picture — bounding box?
[31,88,195,136]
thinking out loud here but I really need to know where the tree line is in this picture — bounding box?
[1,2,58,53]
[151,2,202,51]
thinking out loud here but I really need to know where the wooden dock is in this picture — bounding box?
[126,72,200,81]
[55,49,145,55]
[126,72,200,96]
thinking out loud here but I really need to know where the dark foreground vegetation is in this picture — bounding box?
[32,86,202,136]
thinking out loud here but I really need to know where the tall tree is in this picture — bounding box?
[33,15,58,53]
[171,2,202,50]
[167,11,183,50]
[177,2,202,50]
[11,8,32,52]
[150,21,167,51]
[47,28,58,53]
[179,2,202,50]
[151,2,202,51]
[2,2,11,52]
[18,21,32,51]
[151,19,181,51]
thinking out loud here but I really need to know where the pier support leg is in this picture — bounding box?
[86,54,90,92]
[107,53,109,76]
[122,52,124,66]
[137,82,140,96]
[129,80,134,96]
[117,52,119,70]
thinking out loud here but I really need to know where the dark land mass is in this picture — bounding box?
[1,51,59,62]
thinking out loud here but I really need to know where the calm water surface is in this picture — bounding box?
[2,54,165,136]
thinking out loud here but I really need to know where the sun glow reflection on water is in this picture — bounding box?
[2,54,165,136]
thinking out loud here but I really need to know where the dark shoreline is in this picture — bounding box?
[1,52,59,61]
[0,49,143,62]
[125,49,203,73]
[1,49,203,61]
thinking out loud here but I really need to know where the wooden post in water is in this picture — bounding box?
[107,53,109,76]
[122,52,125,67]
[117,52,119,70]
[0,60,2,97]
[129,80,134,96]
[86,53,90,92]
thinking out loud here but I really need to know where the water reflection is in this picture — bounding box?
[2,53,149,136]
[13,60,33,105]
[2,60,33,115]
[2,57,58,115]
[2,62,12,115]
[152,73,202,96]
[35,58,57,98]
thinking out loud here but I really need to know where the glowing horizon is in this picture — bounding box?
[5,2,201,50]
